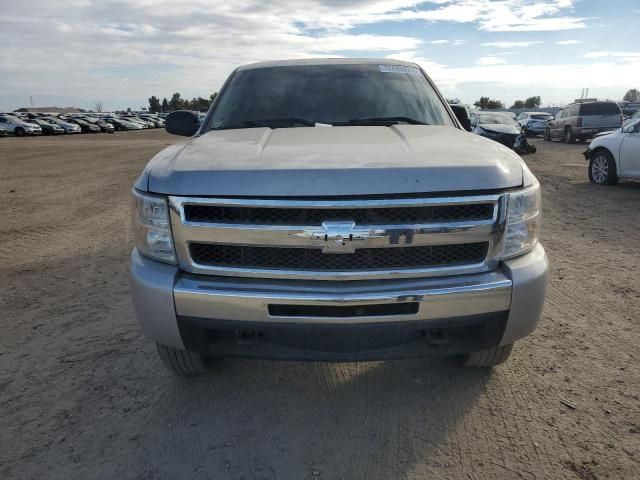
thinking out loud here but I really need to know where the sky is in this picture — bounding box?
[1,0,639,111]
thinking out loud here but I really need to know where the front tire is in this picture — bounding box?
[589,150,618,186]
[564,127,575,144]
[14,127,25,137]
[463,343,514,367]
[156,343,211,376]
[543,128,551,141]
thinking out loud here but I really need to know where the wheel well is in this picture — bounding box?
[591,146,612,158]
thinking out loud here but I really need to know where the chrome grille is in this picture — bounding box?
[183,203,494,225]
[190,243,489,271]
[169,195,507,280]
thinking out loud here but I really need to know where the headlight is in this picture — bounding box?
[132,190,176,264]
[501,182,541,259]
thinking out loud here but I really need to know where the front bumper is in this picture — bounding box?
[130,244,548,360]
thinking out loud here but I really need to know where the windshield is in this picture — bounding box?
[207,64,454,130]
[478,113,517,125]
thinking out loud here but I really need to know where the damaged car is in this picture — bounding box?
[470,111,535,154]
[516,111,553,137]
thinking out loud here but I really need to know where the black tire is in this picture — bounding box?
[543,128,551,141]
[588,149,618,186]
[463,343,514,367]
[14,127,25,137]
[564,127,575,144]
[156,343,210,376]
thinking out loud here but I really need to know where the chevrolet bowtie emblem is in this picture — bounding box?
[308,221,377,253]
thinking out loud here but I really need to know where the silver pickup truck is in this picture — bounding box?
[130,58,548,376]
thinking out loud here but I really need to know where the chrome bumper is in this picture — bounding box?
[173,271,512,324]
[130,244,548,353]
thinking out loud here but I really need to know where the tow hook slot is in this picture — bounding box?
[235,330,264,344]
[422,328,449,345]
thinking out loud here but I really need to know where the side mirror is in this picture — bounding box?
[449,104,472,132]
[166,110,201,136]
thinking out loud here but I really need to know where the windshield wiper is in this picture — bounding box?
[338,116,429,126]
[243,118,317,128]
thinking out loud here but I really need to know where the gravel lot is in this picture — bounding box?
[1,130,639,480]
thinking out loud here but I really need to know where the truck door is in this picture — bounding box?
[550,109,564,139]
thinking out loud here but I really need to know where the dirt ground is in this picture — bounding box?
[1,129,639,480]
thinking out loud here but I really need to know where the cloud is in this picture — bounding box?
[428,39,449,44]
[482,41,542,48]
[476,56,507,66]
[397,0,587,32]
[584,51,640,60]
[556,40,581,45]
[0,0,592,109]
[390,51,640,97]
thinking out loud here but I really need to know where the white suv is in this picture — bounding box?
[0,114,42,136]
[516,112,553,137]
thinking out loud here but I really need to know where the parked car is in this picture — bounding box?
[140,115,165,128]
[0,114,42,136]
[41,117,82,134]
[73,115,115,133]
[93,118,116,133]
[120,116,152,128]
[30,118,65,135]
[448,104,472,131]
[516,112,553,136]
[130,58,548,376]
[65,117,101,133]
[583,119,640,185]
[469,111,521,148]
[544,101,622,143]
[105,117,144,131]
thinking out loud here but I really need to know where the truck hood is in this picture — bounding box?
[143,125,526,196]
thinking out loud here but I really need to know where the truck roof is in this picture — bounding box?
[237,58,419,71]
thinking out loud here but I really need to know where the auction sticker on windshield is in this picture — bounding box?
[378,64,421,75]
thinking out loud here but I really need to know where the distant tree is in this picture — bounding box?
[474,97,490,109]
[148,95,162,113]
[623,88,640,102]
[209,92,218,104]
[185,96,211,111]
[511,100,525,109]
[127,107,131,113]
[168,92,185,111]
[94,101,103,112]
[161,98,169,112]
[474,96,504,110]
[524,96,541,108]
